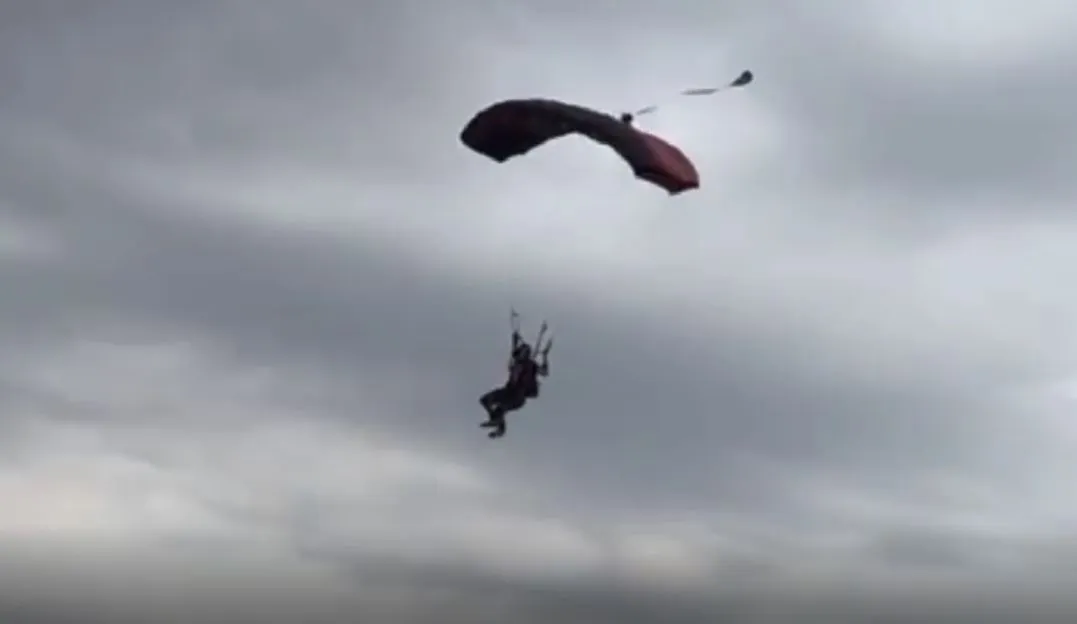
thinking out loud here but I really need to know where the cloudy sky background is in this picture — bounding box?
[1,1,1077,621]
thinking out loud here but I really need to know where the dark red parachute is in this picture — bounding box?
[459,99,699,195]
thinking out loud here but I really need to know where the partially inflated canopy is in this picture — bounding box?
[460,98,699,195]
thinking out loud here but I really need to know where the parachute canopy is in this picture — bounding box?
[459,98,700,195]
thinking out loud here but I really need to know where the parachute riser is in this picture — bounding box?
[509,307,552,357]
[631,69,753,118]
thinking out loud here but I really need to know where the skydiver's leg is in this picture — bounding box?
[479,386,509,426]
[501,391,527,413]
[479,387,501,414]
[488,409,506,438]
[488,390,527,439]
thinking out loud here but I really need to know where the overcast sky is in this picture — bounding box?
[2,1,1077,622]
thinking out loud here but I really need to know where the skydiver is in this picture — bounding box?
[479,327,550,439]
[619,112,634,125]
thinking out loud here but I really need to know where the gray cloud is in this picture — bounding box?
[741,4,1077,207]
[1,0,1076,622]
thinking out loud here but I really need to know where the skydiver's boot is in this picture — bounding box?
[486,411,506,438]
[479,406,499,427]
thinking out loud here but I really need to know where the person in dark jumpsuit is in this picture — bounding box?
[479,331,549,439]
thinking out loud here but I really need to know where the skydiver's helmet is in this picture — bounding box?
[619,112,634,125]
[513,343,531,361]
